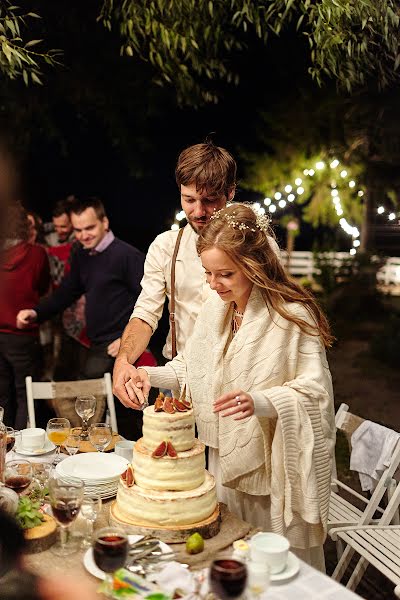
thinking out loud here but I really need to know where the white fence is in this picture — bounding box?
[281,251,400,288]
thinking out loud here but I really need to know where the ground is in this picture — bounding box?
[324,332,400,599]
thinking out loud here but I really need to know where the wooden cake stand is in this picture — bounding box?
[109,501,221,543]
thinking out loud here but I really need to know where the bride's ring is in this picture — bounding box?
[235,395,241,406]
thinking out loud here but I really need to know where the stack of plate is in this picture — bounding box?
[55,453,129,499]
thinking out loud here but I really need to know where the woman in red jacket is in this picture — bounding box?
[0,203,50,428]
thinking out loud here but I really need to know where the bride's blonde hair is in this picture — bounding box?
[197,203,334,348]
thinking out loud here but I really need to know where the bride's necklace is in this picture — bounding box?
[232,307,244,336]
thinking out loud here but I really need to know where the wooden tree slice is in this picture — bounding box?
[109,501,221,543]
[23,514,57,554]
[61,430,121,453]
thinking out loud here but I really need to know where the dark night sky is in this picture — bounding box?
[12,3,312,252]
[3,2,397,254]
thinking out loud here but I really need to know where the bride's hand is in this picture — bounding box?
[124,368,151,410]
[213,390,254,420]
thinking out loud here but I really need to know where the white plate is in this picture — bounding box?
[14,438,56,456]
[83,535,173,580]
[56,453,129,482]
[270,552,300,582]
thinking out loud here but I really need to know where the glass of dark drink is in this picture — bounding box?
[93,527,129,596]
[4,459,33,493]
[209,558,248,600]
[49,476,84,556]
[6,427,15,453]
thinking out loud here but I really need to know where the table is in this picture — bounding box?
[23,499,364,599]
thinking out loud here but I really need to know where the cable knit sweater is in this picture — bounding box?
[144,285,335,549]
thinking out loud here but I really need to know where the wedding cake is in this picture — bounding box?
[115,397,218,529]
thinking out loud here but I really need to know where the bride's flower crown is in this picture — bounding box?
[210,205,271,234]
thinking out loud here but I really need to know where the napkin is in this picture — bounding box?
[154,563,209,600]
[154,562,196,597]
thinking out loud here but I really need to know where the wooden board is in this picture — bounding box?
[109,501,221,543]
[61,430,121,454]
[24,514,57,554]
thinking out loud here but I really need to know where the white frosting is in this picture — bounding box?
[116,471,217,526]
[142,405,195,452]
[132,438,205,491]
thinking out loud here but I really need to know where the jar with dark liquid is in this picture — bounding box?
[209,559,248,600]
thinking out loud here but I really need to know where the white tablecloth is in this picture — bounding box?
[265,559,362,599]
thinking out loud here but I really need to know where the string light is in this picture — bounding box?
[169,157,400,255]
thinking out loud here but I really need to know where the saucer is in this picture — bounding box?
[270,552,300,582]
[14,438,56,456]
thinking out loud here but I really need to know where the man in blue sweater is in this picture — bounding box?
[16,197,145,438]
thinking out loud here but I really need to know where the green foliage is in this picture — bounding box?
[15,495,44,530]
[243,148,364,229]
[99,0,400,104]
[370,313,400,369]
[0,2,61,84]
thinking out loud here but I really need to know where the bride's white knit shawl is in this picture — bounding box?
[182,285,335,546]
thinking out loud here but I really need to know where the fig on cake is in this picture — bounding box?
[173,398,188,412]
[163,397,175,413]
[154,395,164,412]
[152,440,167,458]
[166,441,178,457]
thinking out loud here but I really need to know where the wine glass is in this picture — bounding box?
[49,476,85,556]
[93,526,129,596]
[46,418,70,464]
[80,495,102,547]
[64,433,81,456]
[88,423,112,452]
[5,460,33,493]
[32,463,53,503]
[209,558,248,600]
[75,395,96,440]
[6,427,15,453]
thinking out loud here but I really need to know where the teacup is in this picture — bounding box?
[250,532,290,574]
[20,428,46,451]
[114,440,135,461]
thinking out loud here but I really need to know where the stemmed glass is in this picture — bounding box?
[93,526,128,596]
[89,423,112,452]
[80,496,102,547]
[49,476,85,556]
[64,432,81,456]
[75,395,96,440]
[46,418,70,464]
[32,463,52,503]
[4,460,33,493]
[209,558,248,600]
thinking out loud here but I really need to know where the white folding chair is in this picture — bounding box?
[25,372,118,433]
[328,403,400,559]
[330,477,400,597]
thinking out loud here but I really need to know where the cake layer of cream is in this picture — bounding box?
[132,438,205,491]
[116,471,217,526]
[142,405,195,452]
